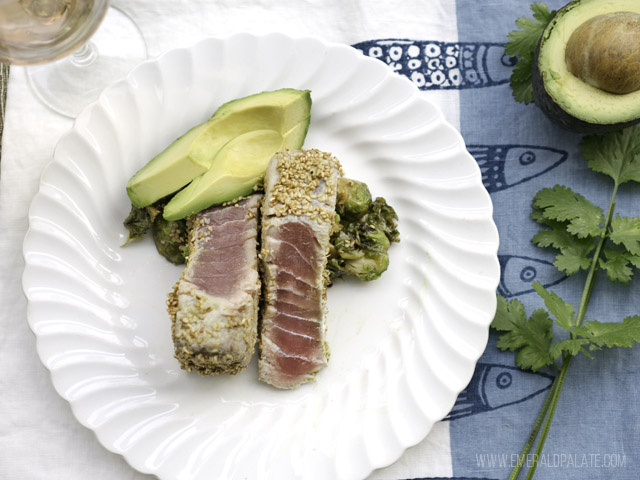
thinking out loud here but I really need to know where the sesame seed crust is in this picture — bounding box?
[267,149,343,224]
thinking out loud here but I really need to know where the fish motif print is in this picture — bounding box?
[468,145,568,193]
[445,363,554,421]
[351,39,516,90]
[498,255,567,298]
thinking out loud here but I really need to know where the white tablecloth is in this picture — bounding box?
[0,1,461,478]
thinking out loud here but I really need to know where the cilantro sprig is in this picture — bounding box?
[505,3,555,104]
[491,126,640,479]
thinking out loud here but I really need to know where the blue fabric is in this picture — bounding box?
[451,1,640,478]
[354,1,639,478]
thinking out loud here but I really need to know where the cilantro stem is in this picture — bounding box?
[524,357,571,480]
[508,371,559,480]
[574,183,619,329]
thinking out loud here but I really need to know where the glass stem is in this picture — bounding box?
[69,41,98,68]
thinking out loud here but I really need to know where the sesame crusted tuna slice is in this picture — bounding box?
[259,149,342,389]
[168,194,262,375]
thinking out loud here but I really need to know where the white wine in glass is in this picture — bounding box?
[0,0,109,65]
[0,0,146,116]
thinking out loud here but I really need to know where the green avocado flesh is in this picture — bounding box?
[163,129,283,220]
[126,88,311,207]
[533,0,640,132]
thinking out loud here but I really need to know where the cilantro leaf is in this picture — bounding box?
[609,215,640,256]
[629,255,640,269]
[553,243,594,275]
[492,296,555,371]
[491,294,526,331]
[550,317,640,359]
[530,2,555,24]
[505,3,555,104]
[599,247,636,283]
[531,207,596,275]
[510,56,535,104]
[505,3,555,57]
[581,126,640,186]
[531,282,574,330]
[530,212,574,247]
[531,232,593,274]
[532,186,604,238]
[573,316,640,350]
[549,338,593,359]
[530,186,603,275]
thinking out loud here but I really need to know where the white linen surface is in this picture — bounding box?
[0,1,459,478]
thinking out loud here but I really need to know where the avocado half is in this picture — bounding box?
[532,0,640,133]
[126,88,311,207]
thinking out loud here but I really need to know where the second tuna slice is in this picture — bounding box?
[169,194,262,375]
[259,149,343,389]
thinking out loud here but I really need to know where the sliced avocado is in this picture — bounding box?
[532,0,640,133]
[126,88,311,207]
[162,129,283,220]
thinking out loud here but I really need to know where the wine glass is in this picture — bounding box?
[0,0,147,117]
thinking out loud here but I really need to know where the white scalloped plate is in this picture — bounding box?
[23,33,500,480]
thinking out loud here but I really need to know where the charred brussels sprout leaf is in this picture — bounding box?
[152,215,188,264]
[332,230,364,260]
[368,198,400,243]
[122,198,188,264]
[329,178,399,282]
[123,203,162,244]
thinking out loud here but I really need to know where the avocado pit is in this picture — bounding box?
[565,11,640,95]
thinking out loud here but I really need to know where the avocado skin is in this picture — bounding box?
[532,44,638,134]
[531,3,640,134]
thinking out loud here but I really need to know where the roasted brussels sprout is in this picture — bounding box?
[341,229,390,281]
[336,177,372,218]
[328,178,399,282]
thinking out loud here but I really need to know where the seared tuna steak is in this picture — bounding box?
[168,194,262,375]
[259,150,342,389]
